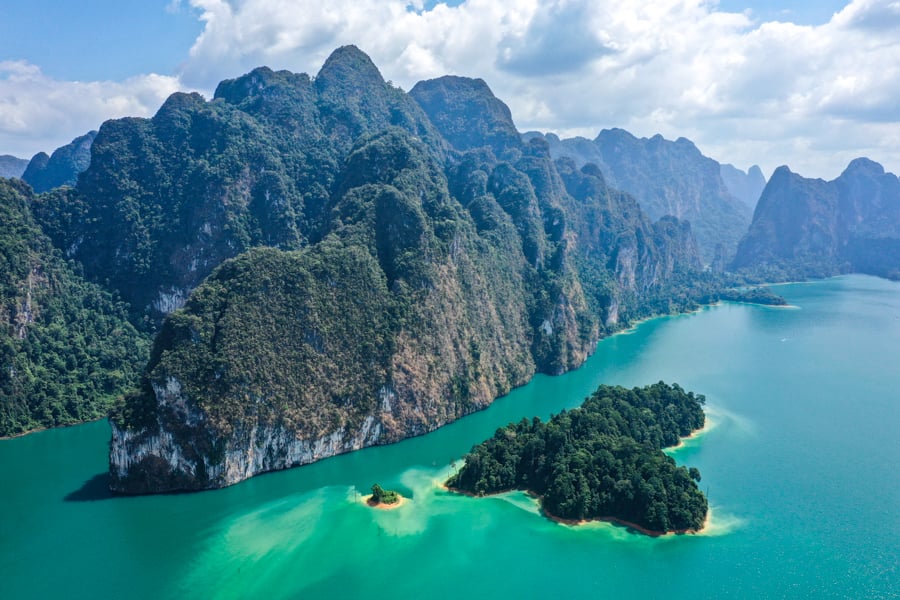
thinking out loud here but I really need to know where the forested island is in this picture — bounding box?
[446,382,708,535]
[718,286,788,306]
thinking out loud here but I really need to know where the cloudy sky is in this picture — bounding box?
[1,0,897,179]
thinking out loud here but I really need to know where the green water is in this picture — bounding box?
[2,275,898,599]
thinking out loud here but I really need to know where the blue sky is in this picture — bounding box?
[1,1,898,179]
[717,0,849,24]
[0,1,201,81]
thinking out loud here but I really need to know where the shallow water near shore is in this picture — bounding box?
[1,275,898,598]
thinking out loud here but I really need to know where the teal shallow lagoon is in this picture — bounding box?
[1,275,898,598]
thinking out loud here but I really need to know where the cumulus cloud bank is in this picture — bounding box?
[0,61,184,160]
[2,0,899,179]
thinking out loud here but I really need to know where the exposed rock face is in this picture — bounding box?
[22,131,96,193]
[720,163,766,211]
[731,158,900,279]
[111,381,384,491]
[527,129,752,262]
[101,48,706,493]
[0,155,29,179]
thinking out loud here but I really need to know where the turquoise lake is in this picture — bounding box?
[1,275,898,599]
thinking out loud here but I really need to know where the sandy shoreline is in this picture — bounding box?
[543,509,706,537]
[720,299,800,309]
[613,303,712,337]
[443,483,708,537]
[361,494,407,510]
[666,417,714,451]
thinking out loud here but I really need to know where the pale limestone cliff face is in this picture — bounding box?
[110,377,384,492]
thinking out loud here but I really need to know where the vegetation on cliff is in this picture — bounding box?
[446,382,707,533]
[8,46,718,490]
[0,178,149,436]
[33,48,446,326]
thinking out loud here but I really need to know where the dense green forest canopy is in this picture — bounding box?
[370,483,400,505]
[446,382,707,533]
[0,178,149,436]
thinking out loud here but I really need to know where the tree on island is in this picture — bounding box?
[370,483,400,505]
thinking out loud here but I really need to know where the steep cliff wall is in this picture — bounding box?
[102,50,706,493]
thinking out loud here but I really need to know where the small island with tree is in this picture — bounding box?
[445,382,708,535]
[366,483,404,509]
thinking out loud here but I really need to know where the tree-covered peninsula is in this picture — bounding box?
[446,382,708,534]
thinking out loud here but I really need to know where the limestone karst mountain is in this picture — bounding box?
[732,158,900,280]
[528,129,752,262]
[95,47,708,493]
[22,131,97,193]
[0,155,29,179]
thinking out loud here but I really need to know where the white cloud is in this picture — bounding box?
[168,0,900,179]
[2,0,899,180]
[0,61,184,159]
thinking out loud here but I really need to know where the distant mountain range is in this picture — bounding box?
[526,129,762,261]
[720,163,766,210]
[21,131,96,193]
[0,155,29,179]
[732,158,900,279]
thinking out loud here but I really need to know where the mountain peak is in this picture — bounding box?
[214,67,313,107]
[0,154,30,179]
[596,128,636,144]
[22,131,97,193]
[316,45,385,89]
[840,157,885,179]
[770,165,793,180]
[410,75,519,154]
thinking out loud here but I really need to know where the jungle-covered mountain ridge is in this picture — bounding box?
[0,178,149,435]
[80,45,728,492]
[3,45,715,446]
[3,45,897,480]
